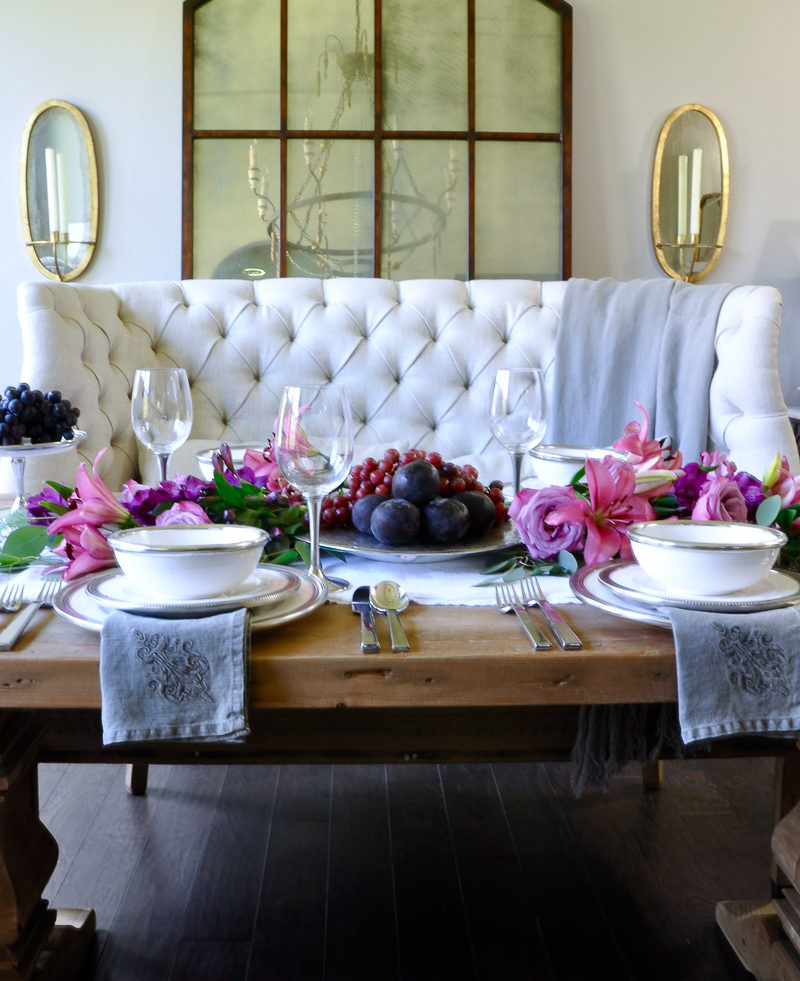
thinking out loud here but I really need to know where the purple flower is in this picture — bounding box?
[154,501,210,526]
[674,462,709,512]
[27,484,70,521]
[733,471,765,521]
[692,477,748,522]
[161,474,213,501]
[508,486,586,561]
[121,480,172,526]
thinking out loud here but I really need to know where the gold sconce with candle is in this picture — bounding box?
[19,100,98,282]
[651,104,728,283]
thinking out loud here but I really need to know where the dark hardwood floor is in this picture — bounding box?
[38,758,771,980]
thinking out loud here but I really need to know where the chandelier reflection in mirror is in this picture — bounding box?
[245,0,458,278]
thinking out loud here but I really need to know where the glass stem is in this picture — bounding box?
[10,457,26,512]
[510,451,524,497]
[155,452,170,484]
[305,494,325,580]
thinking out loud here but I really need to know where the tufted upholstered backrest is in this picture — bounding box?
[13,277,799,493]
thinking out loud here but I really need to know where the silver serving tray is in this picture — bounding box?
[0,430,86,457]
[304,521,520,564]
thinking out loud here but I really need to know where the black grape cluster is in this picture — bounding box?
[0,384,81,445]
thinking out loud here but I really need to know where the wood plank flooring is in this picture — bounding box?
[40,758,772,980]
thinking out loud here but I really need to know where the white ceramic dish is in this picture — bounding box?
[86,564,300,614]
[195,442,269,480]
[106,523,269,600]
[53,567,327,631]
[627,520,787,595]
[570,562,671,629]
[529,445,625,486]
[301,521,520,564]
[599,559,800,613]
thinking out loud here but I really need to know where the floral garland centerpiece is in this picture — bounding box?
[21,442,308,580]
[487,402,800,583]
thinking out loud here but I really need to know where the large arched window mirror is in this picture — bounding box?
[183,0,571,281]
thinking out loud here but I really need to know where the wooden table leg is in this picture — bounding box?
[0,715,94,981]
[773,741,800,894]
[642,760,663,791]
[125,764,148,796]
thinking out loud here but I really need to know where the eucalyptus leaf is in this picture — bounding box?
[756,494,782,527]
[556,550,579,573]
[482,556,519,575]
[502,566,526,581]
[3,525,47,560]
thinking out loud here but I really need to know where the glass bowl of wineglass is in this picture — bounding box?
[275,385,353,592]
[489,368,547,496]
[131,368,193,483]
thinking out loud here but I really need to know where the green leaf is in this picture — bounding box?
[556,550,579,574]
[45,480,74,499]
[483,556,519,575]
[756,494,782,527]
[3,525,47,560]
[569,466,586,486]
[295,539,311,569]
[264,549,300,565]
[213,471,246,508]
[502,566,526,581]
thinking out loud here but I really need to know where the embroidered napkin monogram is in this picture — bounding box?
[100,609,250,745]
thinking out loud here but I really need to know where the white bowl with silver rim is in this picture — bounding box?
[626,520,787,595]
[107,524,269,600]
[530,445,626,486]
[195,442,269,480]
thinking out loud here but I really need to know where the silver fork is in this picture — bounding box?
[495,582,552,650]
[0,580,61,652]
[518,576,582,650]
[0,582,23,613]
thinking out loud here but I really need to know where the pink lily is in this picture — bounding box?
[54,522,116,581]
[613,401,683,475]
[548,456,655,566]
[699,450,736,481]
[242,447,281,483]
[763,453,800,508]
[73,448,129,526]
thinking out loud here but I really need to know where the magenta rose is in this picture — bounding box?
[691,477,747,522]
[508,486,586,561]
[154,501,210,526]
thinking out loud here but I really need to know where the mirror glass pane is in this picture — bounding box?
[286,138,374,277]
[382,0,467,132]
[195,0,280,131]
[658,110,722,277]
[381,140,466,279]
[288,0,374,132]
[475,142,561,278]
[475,0,561,133]
[194,138,280,280]
[27,106,92,278]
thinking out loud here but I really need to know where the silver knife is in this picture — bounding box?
[352,585,380,652]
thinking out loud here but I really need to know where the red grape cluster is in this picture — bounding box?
[321,447,508,531]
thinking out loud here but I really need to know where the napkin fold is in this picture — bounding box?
[100,608,250,745]
[668,605,800,745]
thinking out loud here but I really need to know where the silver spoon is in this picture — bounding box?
[369,581,410,652]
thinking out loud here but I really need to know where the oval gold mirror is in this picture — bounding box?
[19,100,98,282]
[652,104,728,283]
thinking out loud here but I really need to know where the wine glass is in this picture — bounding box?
[131,368,193,483]
[276,384,354,593]
[489,368,547,496]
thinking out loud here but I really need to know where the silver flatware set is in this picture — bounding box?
[496,577,582,650]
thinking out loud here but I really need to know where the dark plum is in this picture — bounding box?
[452,490,496,537]
[352,493,385,534]
[370,499,421,545]
[391,460,440,506]
[422,497,470,543]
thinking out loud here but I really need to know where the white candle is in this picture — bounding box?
[677,154,688,240]
[689,147,703,238]
[44,147,59,234]
[56,153,69,236]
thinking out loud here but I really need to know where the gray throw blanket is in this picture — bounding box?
[548,278,735,462]
[100,609,250,745]
[668,606,800,744]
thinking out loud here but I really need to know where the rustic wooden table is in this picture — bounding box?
[2,590,797,979]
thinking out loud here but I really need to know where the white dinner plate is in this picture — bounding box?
[300,521,520,564]
[85,565,300,614]
[599,559,800,613]
[571,562,672,629]
[54,567,327,632]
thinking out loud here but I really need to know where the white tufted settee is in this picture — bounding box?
[12,277,800,494]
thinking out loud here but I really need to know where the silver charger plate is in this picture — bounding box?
[302,521,520,564]
[0,430,87,458]
[570,562,671,629]
[599,559,800,613]
[53,567,327,632]
[85,565,301,615]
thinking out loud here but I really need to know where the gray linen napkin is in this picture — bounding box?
[668,605,800,745]
[100,608,250,745]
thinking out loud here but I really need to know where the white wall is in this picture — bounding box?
[1,0,799,402]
